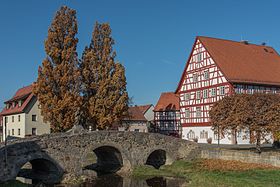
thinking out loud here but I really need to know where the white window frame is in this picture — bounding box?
[196,107,202,118]
[203,89,208,98]
[187,130,195,139]
[196,91,201,100]
[193,73,198,83]
[211,88,216,97]
[204,70,209,80]
[184,93,191,101]
[220,86,225,95]
[200,130,208,139]
[197,53,202,62]
[185,109,190,118]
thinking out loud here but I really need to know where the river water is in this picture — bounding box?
[7,174,187,187]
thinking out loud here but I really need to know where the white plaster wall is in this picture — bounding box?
[3,113,26,140]
[122,121,148,132]
[25,100,50,136]
[144,106,154,122]
[182,126,251,144]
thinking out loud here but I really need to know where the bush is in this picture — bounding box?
[207,138,212,144]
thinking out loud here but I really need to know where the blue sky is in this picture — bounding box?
[1,0,280,109]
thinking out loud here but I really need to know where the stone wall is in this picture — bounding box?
[0,131,200,183]
[201,149,280,167]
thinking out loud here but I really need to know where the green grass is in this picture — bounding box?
[132,160,280,187]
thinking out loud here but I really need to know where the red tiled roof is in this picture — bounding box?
[124,106,147,121]
[176,36,280,92]
[137,104,153,114]
[0,85,35,116]
[154,92,179,111]
[198,36,280,86]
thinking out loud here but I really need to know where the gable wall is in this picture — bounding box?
[178,39,233,126]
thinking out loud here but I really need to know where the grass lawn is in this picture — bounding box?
[133,159,280,187]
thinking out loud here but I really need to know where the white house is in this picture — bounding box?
[0,85,50,140]
[176,36,280,144]
[120,104,154,132]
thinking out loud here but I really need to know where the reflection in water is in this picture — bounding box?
[146,177,167,187]
[10,174,186,187]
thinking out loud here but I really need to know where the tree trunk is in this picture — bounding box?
[256,131,261,153]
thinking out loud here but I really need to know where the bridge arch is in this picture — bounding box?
[146,149,174,169]
[85,142,132,175]
[15,154,64,184]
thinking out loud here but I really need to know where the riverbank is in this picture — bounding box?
[133,159,280,187]
[4,159,280,186]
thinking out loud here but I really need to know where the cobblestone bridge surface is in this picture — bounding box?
[0,131,199,183]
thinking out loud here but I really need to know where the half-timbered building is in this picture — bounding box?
[154,92,181,137]
[176,36,280,144]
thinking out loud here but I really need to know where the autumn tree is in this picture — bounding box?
[33,6,81,132]
[210,93,280,152]
[80,22,129,130]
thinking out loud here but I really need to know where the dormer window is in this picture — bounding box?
[12,102,15,108]
[18,100,22,107]
[6,104,10,109]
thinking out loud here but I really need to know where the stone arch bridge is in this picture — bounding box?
[0,131,199,184]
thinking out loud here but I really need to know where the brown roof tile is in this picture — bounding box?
[137,104,153,114]
[0,85,35,116]
[154,92,179,111]
[124,106,147,121]
[199,36,280,85]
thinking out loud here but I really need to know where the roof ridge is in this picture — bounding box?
[197,36,273,49]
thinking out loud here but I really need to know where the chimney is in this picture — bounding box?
[241,40,249,45]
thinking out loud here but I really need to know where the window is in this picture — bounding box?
[237,129,242,138]
[134,129,140,132]
[184,93,191,101]
[18,100,22,107]
[197,53,202,62]
[204,70,209,80]
[12,102,15,108]
[12,116,14,123]
[12,129,14,136]
[5,116,8,123]
[235,88,241,94]
[196,107,202,118]
[8,130,10,136]
[32,128,37,135]
[18,115,20,122]
[18,128,20,135]
[200,130,208,139]
[211,88,216,97]
[185,109,190,118]
[220,86,225,95]
[214,132,218,140]
[196,91,201,100]
[32,115,37,122]
[247,86,253,94]
[187,130,195,139]
[193,73,198,83]
[203,89,208,98]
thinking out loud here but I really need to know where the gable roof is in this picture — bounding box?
[137,104,153,114]
[124,106,147,121]
[0,85,35,116]
[154,92,179,111]
[176,36,280,92]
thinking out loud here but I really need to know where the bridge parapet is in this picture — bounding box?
[0,131,200,183]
